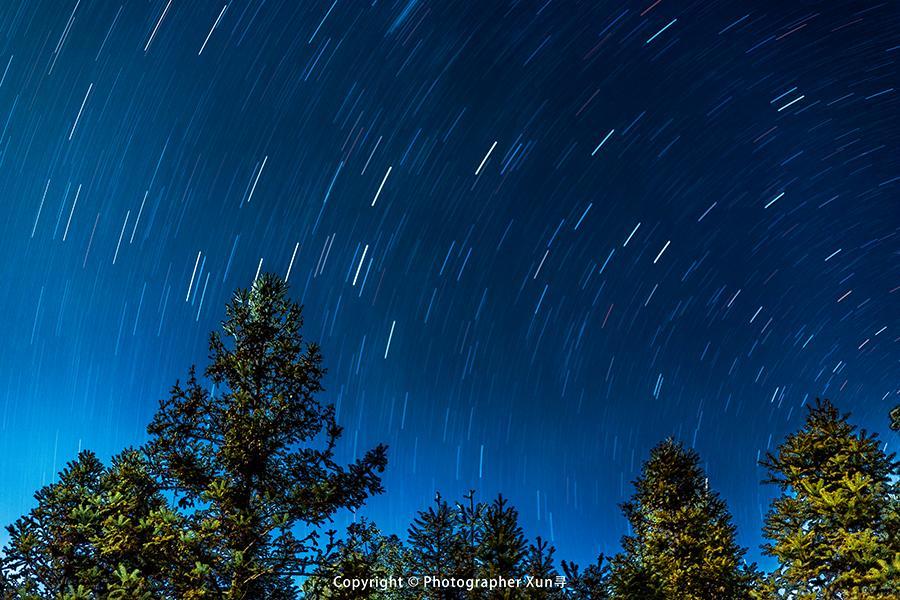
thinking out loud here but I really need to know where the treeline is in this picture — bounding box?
[1,275,897,599]
[306,397,899,600]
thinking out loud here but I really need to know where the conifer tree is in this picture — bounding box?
[145,273,388,598]
[522,537,562,599]
[561,555,610,600]
[2,451,105,597]
[476,495,527,598]
[610,438,757,600]
[95,449,210,598]
[304,519,411,599]
[1,449,199,599]
[406,493,471,598]
[608,545,664,599]
[760,399,900,599]
[455,489,485,583]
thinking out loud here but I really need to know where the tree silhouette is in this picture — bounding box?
[610,439,757,600]
[145,273,387,598]
[760,399,900,599]
[303,519,410,599]
[561,555,610,600]
[7,273,898,600]
[405,492,474,599]
[476,495,527,598]
[522,537,563,599]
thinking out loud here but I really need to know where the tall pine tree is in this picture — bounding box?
[760,399,899,599]
[146,273,388,598]
[610,438,757,600]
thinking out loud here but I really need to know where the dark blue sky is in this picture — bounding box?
[0,0,897,568]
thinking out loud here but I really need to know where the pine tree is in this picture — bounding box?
[304,519,411,599]
[760,399,900,599]
[2,451,105,597]
[610,438,757,600]
[145,273,388,598]
[561,555,610,600]
[476,495,527,599]
[407,493,471,599]
[1,449,198,599]
[522,537,562,599]
[455,489,484,584]
[890,403,900,431]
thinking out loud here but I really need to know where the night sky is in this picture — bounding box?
[0,0,898,568]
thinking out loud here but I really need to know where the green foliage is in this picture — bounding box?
[759,399,900,599]
[406,492,478,595]
[2,451,105,597]
[561,555,610,600]
[303,520,411,599]
[1,449,198,599]
[3,274,896,600]
[476,495,527,598]
[2,274,387,598]
[522,538,561,600]
[610,438,758,600]
[145,274,388,598]
[309,491,570,600]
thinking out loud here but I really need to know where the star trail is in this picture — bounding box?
[0,0,897,567]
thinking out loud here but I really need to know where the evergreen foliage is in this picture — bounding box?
[145,273,388,598]
[3,450,106,598]
[610,438,758,600]
[522,538,561,600]
[561,555,610,600]
[2,276,898,599]
[405,492,476,597]
[759,399,900,599]
[1,449,196,599]
[476,495,527,593]
[302,520,410,599]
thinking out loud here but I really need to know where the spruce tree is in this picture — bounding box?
[760,399,900,599]
[522,537,562,599]
[610,438,757,600]
[476,495,527,598]
[608,543,664,599]
[455,489,484,584]
[1,449,198,599]
[561,555,610,600]
[304,519,410,599]
[2,451,105,597]
[145,273,388,598]
[407,493,471,599]
[94,449,209,598]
